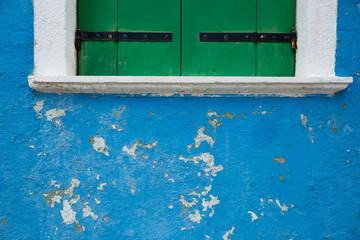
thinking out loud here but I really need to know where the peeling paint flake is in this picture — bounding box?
[273,157,286,164]
[97,183,107,190]
[179,153,223,177]
[301,114,308,128]
[247,211,259,222]
[276,199,290,214]
[180,195,198,209]
[202,195,220,217]
[89,136,109,156]
[33,100,44,118]
[45,108,66,125]
[111,124,124,132]
[194,127,215,148]
[60,200,77,225]
[189,209,202,223]
[122,140,158,159]
[222,226,235,240]
[83,203,98,220]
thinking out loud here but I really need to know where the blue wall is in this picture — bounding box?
[0,0,359,239]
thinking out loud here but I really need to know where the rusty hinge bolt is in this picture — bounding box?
[291,28,297,50]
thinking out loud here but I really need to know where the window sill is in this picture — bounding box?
[28,75,352,97]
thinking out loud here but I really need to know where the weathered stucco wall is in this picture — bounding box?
[1,0,360,239]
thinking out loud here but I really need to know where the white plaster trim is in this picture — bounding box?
[29,76,352,96]
[29,0,353,96]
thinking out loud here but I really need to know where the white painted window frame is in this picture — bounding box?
[28,0,352,96]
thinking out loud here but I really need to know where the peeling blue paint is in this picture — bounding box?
[0,0,360,239]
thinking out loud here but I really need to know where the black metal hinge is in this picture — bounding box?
[199,28,297,49]
[75,30,173,49]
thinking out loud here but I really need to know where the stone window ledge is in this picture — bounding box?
[29,75,352,97]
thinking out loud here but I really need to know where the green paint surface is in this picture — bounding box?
[78,0,118,75]
[78,0,295,76]
[256,0,296,76]
[117,0,180,76]
[182,0,256,76]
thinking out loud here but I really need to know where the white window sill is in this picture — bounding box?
[28,75,352,97]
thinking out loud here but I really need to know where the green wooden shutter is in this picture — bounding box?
[256,0,296,76]
[77,0,295,77]
[117,0,180,76]
[78,0,118,76]
[181,0,256,76]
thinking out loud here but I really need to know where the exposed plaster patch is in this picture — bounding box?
[273,157,286,164]
[247,211,259,222]
[202,195,220,217]
[301,114,308,128]
[43,179,80,208]
[276,199,290,214]
[103,216,109,222]
[279,174,284,181]
[111,124,124,132]
[208,119,222,131]
[122,140,158,159]
[208,111,234,119]
[75,222,85,232]
[97,183,107,190]
[94,198,101,204]
[89,137,109,156]
[180,195,198,209]
[33,100,44,118]
[194,127,215,148]
[222,226,235,240]
[45,108,66,126]
[179,153,224,177]
[60,200,77,225]
[168,205,174,209]
[51,180,62,188]
[189,210,202,224]
[83,203,98,220]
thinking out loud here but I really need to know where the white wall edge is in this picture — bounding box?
[28,76,353,97]
[31,0,353,96]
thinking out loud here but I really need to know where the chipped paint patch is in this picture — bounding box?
[247,211,259,222]
[43,179,80,208]
[60,200,76,225]
[33,100,44,118]
[1,219,6,225]
[179,153,223,177]
[208,111,234,119]
[189,209,202,223]
[180,195,198,209]
[202,195,220,217]
[208,119,222,131]
[97,183,107,190]
[273,157,286,164]
[50,180,62,188]
[45,108,66,125]
[83,203,98,220]
[122,140,158,159]
[301,114,308,128]
[194,127,214,148]
[89,137,109,156]
[276,199,290,214]
[75,222,85,232]
[111,124,124,132]
[222,226,235,240]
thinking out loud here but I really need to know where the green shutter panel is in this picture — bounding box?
[256,0,296,76]
[117,0,180,76]
[78,0,118,76]
[181,0,257,76]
